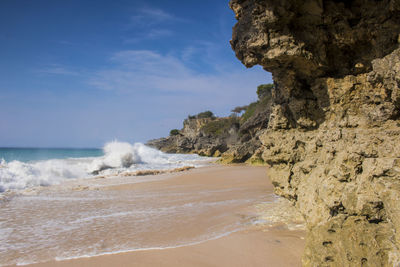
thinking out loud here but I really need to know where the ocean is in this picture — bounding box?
[0,141,211,193]
[0,147,104,163]
[0,142,274,266]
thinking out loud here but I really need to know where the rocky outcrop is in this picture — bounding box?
[149,118,219,156]
[230,0,400,266]
[148,97,273,162]
[147,116,241,157]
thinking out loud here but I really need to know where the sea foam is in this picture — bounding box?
[0,141,210,193]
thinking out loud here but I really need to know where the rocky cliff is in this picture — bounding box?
[147,114,266,162]
[147,116,239,156]
[230,0,400,266]
[148,94,273,163]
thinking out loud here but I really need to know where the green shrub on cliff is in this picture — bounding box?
[196,111,215,119]
[241,84,273,123]
[201,117,239,136]
[241,101,258,122]
[256,83,274,99]
[231,105,248,114]
[188,110,215,120]
[169,129,180,136]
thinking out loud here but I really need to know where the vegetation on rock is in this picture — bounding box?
[240,101,258,122]
[256,84,273,100]
[231,105,248,114]
[201,116,240,137]
[241,85,273,123]
[147,84,271,160]
[169,129,180,136]
[188,110,215,120]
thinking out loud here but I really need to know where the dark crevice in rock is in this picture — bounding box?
[367,218,384,224]
[361,258,368,265]
[329,203,346,217]
[322,241,333,247]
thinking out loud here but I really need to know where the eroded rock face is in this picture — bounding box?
[147,107,273,161]
[230,0,400,266]
[147,117,237,157]
[231,0,400,130]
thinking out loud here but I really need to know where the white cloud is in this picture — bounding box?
[123,29,173,43]
[129,8,181,27]
[88,49,271,114]
[137,8,175,21]
[122,7,181,43]
[146,29,173,39]
[181,46,197,62]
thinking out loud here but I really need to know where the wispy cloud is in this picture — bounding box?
[129,7,182,27]
[146,29,173,39]
[89,50,192,92]
[135,8,175,21]
[88,49,270,113]
[123,29,173,44]
[180,41,217,62]
[122,7,181,43]
[35,65,80,76]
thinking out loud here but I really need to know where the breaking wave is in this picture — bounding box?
[0,141,210,193]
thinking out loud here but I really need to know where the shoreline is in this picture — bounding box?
[24,227,305,267]
[3,165,305,267]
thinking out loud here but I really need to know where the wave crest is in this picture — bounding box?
[0,141,210,192]
[88,141,140,174]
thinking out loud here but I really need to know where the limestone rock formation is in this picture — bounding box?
[147,116,240,157]
[230,0,400,266]
[148,97,273,162]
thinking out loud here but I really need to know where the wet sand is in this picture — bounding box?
[28,228,305,267]
[4,165,305,267]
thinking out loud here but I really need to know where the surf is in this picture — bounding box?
[0,141,210,193]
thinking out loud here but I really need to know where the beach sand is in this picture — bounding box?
[27,227,305,267]
[5,165,305,267]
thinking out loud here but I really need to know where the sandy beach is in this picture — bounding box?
[27,228,305,267]
[3,165,305,267]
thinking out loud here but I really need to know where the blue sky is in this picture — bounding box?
[0,0,272,148]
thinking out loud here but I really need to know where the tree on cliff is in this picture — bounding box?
[188,110,215,120]
[231,105,248,114]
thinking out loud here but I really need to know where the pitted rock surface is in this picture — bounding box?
[230,1,400,266]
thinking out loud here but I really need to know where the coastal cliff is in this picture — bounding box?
[230,0,400,266]
[148,113,240,156]
[147,92,273,163]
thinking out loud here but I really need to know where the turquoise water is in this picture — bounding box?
[0,147,103,163]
